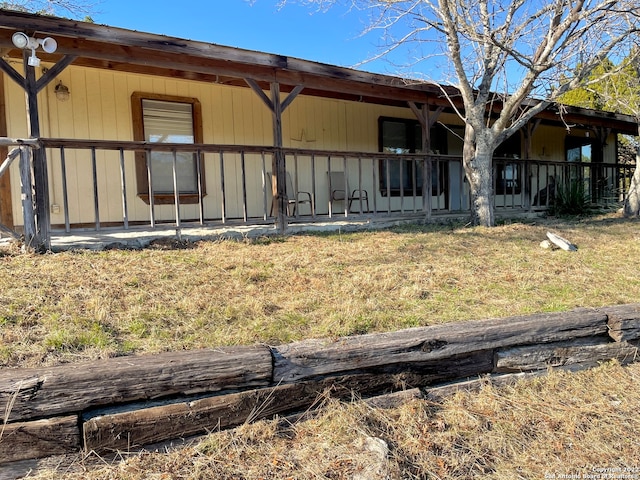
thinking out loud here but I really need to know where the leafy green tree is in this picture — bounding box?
[561,56,640,216]
[284,0,640,226]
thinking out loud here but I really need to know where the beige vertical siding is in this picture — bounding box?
[3,64,622,227]
[4,64,30,227]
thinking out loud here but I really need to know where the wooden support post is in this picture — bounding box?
[423,104,433,221]
[23,52,49,250]
[270,82,287,234]
[0,52,75,250]
[246,79,303,234]
[409,102,443,221]
[18,146,36,245]
[523,120,540,211]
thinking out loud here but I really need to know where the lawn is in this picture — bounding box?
[2,213,640,478]
[1,214,640,369]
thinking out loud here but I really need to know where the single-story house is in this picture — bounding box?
[0,9,637,248]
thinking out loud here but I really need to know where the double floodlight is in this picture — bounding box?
[12,32,57,67]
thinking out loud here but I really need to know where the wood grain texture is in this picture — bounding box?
[602,303,640,342]
[82,349,493,454]
[424,372,544,403]
[0,346,272,422]
[495,337,639,373]
[273,309,608,383]
[0,415,80,464]
[82,376,380,452]
[365,388,424,409]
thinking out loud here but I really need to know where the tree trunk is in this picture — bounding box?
[463,127,495,226]
[623,136,640,217]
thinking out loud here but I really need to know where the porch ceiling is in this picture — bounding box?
[0,9,638,135]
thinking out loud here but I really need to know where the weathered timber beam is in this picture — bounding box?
[83,388,294,453]
[0,26,440,97]
[0,13,289,70]
[0,11,445,94]
[495,337,639,373]
[365,388,423,410]
[82,349,493,454]
[272,309,608,383]
[0,346,272,423]
[0,39,447,108]
[281,84,304,112]
[423,371,543,403]
[82,373,401,453]
[245,78,274,111]
[0,56,24,88]
[0,138,40,147]
[532,108,638,135]
[0,222,20,240]
[35,54,77,93]
[601,303,640,342]
[0,415,80,464]
[0,146,20,178]
[0,25,452,107]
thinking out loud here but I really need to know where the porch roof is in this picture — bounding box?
[0,9,638,135]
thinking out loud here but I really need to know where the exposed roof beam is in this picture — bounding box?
[0,55,24,87]
[36,54,76,93]
[0,9,637,135]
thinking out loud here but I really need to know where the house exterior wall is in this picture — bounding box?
[527,125,618,207]
[2,64,620,227]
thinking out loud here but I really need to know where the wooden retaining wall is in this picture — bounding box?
[1,304,639,466]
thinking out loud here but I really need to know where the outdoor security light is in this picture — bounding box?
[11,31,57,67]
[11,32,32,49]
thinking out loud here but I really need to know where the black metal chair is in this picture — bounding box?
[329,171,369,213]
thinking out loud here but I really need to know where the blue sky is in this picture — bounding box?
[93,0,398,75]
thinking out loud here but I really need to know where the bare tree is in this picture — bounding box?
[0,0,94,17]
[285,0,640,225]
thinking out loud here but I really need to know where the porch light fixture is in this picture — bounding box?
[54,81,70,101]
[11,31,57,67]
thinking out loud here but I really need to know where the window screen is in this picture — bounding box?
[142,99,197,194]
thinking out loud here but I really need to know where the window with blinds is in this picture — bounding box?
[142,99,197,194]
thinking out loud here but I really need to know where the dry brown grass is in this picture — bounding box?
[1,214,640,369]
[23,361,640,479]
[3,214,640,478]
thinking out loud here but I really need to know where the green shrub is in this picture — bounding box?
[549,179,592,216]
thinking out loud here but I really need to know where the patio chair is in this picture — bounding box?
[329,171,369,213]
[266,171,313,217]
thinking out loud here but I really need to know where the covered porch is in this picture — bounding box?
[0,136,635,250]
[0,10,637,250]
